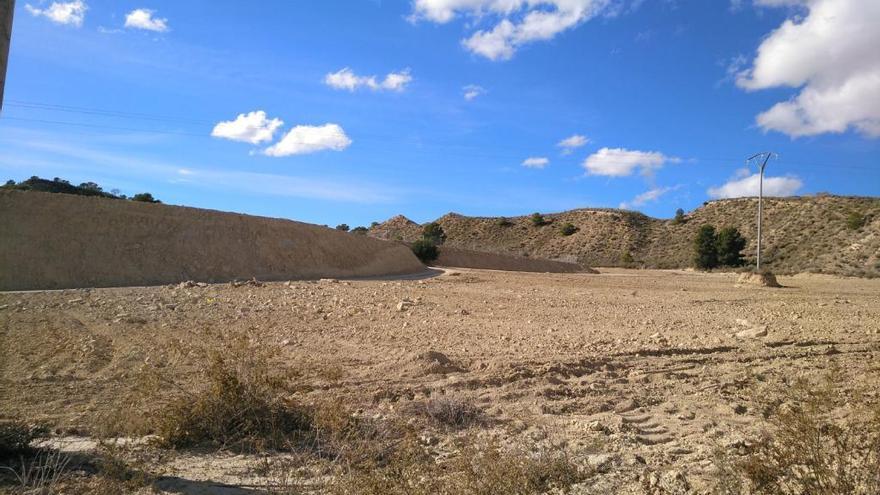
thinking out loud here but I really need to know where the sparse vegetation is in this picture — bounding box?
[559,222,578,236]
[530,212,546,227]
[422,222,447,245]
[0,420,46,459]
[2,176,160,203]
[130,192,160,203]
[672,208,685,225]
[335,224,350,232]
[694,225,747,269]
[147,332,311,451]
[694,225,719,269]
[716,227,747,267]
[847,211,867,230]
[496,217,513,227]
[713,374,880,494]
[411,239,440,263]
[351,226,369,235]
[407,396,485,429]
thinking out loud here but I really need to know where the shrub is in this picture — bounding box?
[559,222,578,236]
[622,252,634,265]
[328,438,590,495]
[130,193,160,203]
[672,208,685,225]
[713,374,880,494]
[148,333,312,451]
[530,212,546,227]
[335,224,350,232]
[370,221,380,228]
[496,217,513,227]
[716,227,747,267]
[351,226,368,235]
[407,396,484,429]
[0,420,47,459]
[694,225,718,269]
[847,212,866,230]
[422,222,446,245]
[411,239,439,263]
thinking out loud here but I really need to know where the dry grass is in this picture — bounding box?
[327,438,590,495]
[406,396,486,430]
[713,373,880,494]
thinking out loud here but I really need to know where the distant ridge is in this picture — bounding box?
[370,195,880,277]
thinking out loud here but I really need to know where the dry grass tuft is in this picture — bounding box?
[327,438,589,495]
[713,373,880,494]
[407,396,485,429]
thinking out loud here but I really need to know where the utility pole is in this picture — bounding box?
[746,152,776,271]
[0,0,14,113]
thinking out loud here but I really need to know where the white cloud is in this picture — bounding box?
[708,173,803,199]
[25,1,87,26]
[324,68,412,92]
[557,134,589,154]
[124,8,169,32]
[211,111,284,145]
[463,84,486,101]
[619,186,674,210]
[582,147,676,177]
[411,0,610,60]
[736,0,880,138]
[264,124,352,157]
[522,156,549,168]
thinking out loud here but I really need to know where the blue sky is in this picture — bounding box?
[2,0,878,227]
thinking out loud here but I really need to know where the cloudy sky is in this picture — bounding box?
[2,0,878,226]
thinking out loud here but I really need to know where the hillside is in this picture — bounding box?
[0,190,425,290]
[370,195,880,277]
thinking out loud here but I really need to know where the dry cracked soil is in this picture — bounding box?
[2,268,879,493]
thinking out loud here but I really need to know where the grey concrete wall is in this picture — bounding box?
[0,190,426,290]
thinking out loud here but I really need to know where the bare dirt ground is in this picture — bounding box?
[2,268,879,493]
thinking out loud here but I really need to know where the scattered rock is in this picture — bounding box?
[736,325,768,339]
[397,299,415,311]
[586,454,616,473]
[319,278,339,284]
[411,351,464,375]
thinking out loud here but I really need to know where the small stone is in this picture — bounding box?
[736,325,768,339]
[585,453,616,473]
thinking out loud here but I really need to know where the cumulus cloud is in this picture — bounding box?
[708,173,803,199]
[25,0,86,26]
[463,84,486,101]
[619,186,674,210]
[324,68,412,92]
[264,124,352,157]
[557,134,589,154]
[211,111,284,145]
[124,8,169,32]
[411,0,610,60]
[582,147,677,177]
[736,0,880,138]
[522,157,549,168]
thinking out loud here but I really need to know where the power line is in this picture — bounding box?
[5,99,214,125]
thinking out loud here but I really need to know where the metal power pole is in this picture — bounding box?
[0,0,14,113]
[746,152,775,271]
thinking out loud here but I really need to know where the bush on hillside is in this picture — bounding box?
[694,225,719,269]
[496,217,513,227]
[351,226,368,235]
[672,208,685,225]
[530,213,546,227]
[411,239,439,263]
[846,212,866,230]
[716,227,747,267]
[131,193,161,203]
[335,224,350,232]
[559,222,578,236]
[422,222,446,245]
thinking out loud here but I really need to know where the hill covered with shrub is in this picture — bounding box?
[370,195,880,277]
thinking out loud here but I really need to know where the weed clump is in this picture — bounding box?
[148,333,311,452]
[408,396,485,429]
[713,374,880,494]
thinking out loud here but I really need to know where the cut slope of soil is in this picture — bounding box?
[0,190,425,290]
